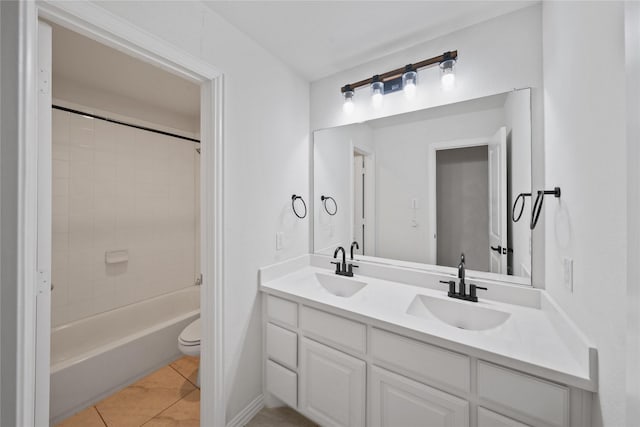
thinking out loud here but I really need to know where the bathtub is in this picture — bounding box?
[50,286,200,424]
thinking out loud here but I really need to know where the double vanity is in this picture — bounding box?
[259,255,597,427]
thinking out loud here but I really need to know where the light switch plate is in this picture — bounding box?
[563,257,573,292]
[276,232,284,251]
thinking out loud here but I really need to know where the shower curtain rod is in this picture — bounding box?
[52,105,201,143]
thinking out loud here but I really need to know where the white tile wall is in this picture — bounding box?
[52,109,200,327]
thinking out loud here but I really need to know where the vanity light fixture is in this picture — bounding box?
[342,84,355,113]
[439,51,457,90]
[340,50,458,110]
[371,75,384,107]
[402,65,417,98]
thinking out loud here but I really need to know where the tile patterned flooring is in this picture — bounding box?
[55,356,316,427]
[56,356,200,427]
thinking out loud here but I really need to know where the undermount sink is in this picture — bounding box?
[407,294,510,331]
[315,273,367,298]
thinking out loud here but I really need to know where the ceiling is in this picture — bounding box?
[205,1,537,81]
[51,23,200,122]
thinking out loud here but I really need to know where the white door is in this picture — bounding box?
[299,338,366,427]
[488,127,508,274]
[370,366,469,427]
[35,20,53,426]
[353,154,365,253]
[352,152,375,256]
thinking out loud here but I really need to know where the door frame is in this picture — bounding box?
[427,137,490,266]
[17,2,225,426]
[352,147,375,256]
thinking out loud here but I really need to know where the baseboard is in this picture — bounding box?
[226,394,264,427]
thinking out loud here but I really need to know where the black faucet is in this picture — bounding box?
[332,246,358,277]
[457,253,466,296]
[439,253,487,302]
[350,241,359,259]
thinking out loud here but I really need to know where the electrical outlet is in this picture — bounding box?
[563,257,573,292]
[276,232,284,251]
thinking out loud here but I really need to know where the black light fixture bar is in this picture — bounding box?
[341,50,458,93]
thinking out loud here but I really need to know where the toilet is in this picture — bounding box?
[179,318,201,385]
[179,318,201,356]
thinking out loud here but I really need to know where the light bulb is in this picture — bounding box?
[402,67,417,99]
[404,81,416,98]
[342,86,355,114]
[343,97,354,114]
[371,79,384,108]
[440,58,456,91]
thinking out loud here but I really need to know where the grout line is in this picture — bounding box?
[140,389,199,427]
[168,359,200,389]
[139,395,186,427]
[93,406,108,427]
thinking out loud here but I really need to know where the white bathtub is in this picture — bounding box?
[50,287,200,424]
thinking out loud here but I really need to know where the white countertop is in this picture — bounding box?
[259,258,597,392]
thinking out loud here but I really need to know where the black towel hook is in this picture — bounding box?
[321,195,338,216]
[512,192,532,223]
[530,187,561,230]
[291,194,307,219]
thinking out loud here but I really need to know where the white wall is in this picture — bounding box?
[372,107,504,265]
[542,2,626,426]
[625,2,640,422]
[90,1,310,421]
[51,108,199,327]
[313,123,372,255]
[310,4,545,286]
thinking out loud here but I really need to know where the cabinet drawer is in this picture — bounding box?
[478,407,530,427]
[266,360,297,408]
[477,361,569,427]
[266,323,297,369]
[370,366,469,427]
[371,328,470,393]
[266,295,298,329]
[300,306,366,354]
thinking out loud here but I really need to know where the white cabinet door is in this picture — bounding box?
[300,338,366,427]
[370,366,469,427]
[478,407,530,427]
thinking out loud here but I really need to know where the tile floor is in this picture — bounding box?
[56,356,200,427]
[55,356,316,427]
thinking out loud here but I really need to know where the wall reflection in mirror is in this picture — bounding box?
[313,89,532,282]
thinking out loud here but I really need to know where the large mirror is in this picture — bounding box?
[313,89,532,283]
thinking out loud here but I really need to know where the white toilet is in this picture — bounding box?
[179,318,201,385]
[179,318,201,356]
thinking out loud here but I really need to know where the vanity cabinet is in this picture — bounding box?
[299,337,366,427]
[370,366,469,427]
[262,293,590,427]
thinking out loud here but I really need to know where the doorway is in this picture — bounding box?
[436,146,489,270]
[45,21,204,426]
[428,127,507,274]
[23,4,225,426]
